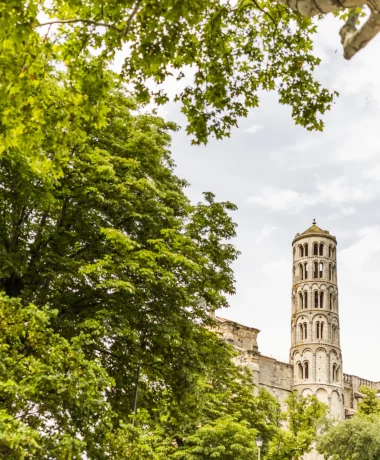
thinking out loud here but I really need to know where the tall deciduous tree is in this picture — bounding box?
[0,88,242,456]
[267,391,328,460]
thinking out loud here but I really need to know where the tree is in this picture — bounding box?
[0,294,115,459]
[0,87,244,456]
[317,386,380,459]
[171,417,259,460]
[1,0,337,154]
[317,417,380,460]
[357,385,380,418]
[267,391,328,460]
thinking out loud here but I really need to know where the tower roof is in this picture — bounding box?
[292,219,337,244]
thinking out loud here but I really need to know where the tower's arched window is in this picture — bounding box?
[304,243,309,256]
[319,262,324,278]
[293,247,296,260]
[303,322,308,339]
[299,293,303,310]
[314,291,319,308]
[332,364,337,381]
[304,361,309,379]
[313,242,318,256]
[332,324,336,342]
[333,247,336,260]
[298,363,303,379]
[329,264,332,281]
[313,262,318,278]
[304,291,308,309]
[299,324,304,341]
[316,321,324,339]
[299,264,304,280]
[304,263,308,279]
[319,243,324,256]
[329,245,332,258]
[330,293,333,310]
[299,245,304,257]
[320,291,324,309]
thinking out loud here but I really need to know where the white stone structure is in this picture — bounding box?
[214,221,380,458]
[290,220,344,419]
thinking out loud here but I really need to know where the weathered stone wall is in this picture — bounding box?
[258,355,293,408]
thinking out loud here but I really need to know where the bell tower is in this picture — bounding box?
[290,220,344,419]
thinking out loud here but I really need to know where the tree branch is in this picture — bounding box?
[124,0,142,35]
[37,19,119,31]
[340,7,380,58]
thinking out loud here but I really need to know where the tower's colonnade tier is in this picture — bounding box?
[289,221,344,420]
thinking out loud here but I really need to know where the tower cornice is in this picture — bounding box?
[292,232,337,245]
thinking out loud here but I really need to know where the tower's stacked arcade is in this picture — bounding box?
[290,220,344,419]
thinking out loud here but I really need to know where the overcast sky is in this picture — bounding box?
[158,16,380,382]
[117,15,380,381]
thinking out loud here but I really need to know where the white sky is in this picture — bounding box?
[114,15,380,381]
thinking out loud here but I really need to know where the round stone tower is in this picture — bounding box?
[290,220,344,419]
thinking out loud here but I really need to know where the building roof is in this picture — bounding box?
[292,219,337,244]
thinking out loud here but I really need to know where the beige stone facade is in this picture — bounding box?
[214,222,380,457]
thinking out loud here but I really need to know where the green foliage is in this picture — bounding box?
[357,386,380,419]
[317,417,380,460]
[0,88,243,457]
[171,417,259,460]
[0,294,114,459]
[318,386,380,459]
[267,391,328,460]
[0,0,335,153]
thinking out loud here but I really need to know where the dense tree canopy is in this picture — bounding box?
[267,391,328,460]
[318,386,380,460]
[1,0,339,157]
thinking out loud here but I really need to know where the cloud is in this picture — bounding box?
[340,226,380,267]
[247,177,378,213]
[244,124,263,134]
[256,225,277,242]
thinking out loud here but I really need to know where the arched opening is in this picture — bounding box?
[313,262,318,278]
[333,247,336,260]
[299,264,304,280]
[299,293,303,310]
[304,263,308,279]
[313,242,318,256]
[319,262,324,278]
[304,244,309,257]
[332,324,336,342]
[329,245,332,258]
[314,291,319,308]
[319,243,324,256]
[304,361,309,379]
[330,293,333,310]
[293,247,296,260]
[329,264,332,281]
[299,245,304,257]
[303,322,308,339]
[299,324,304,341]
[304,291,308,309]
[298,363,303,379]
[316,321,324,339]
[320,291,324,309]
[332,364,337,381]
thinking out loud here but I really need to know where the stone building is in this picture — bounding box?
[215,221,380,455]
